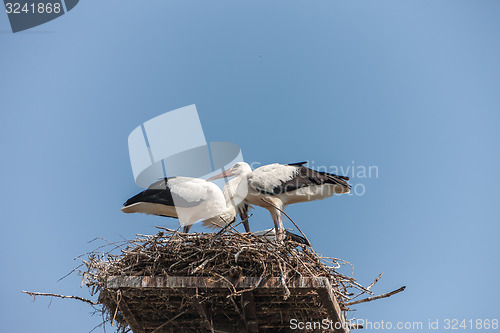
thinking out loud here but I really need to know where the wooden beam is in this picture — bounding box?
[316,279,349,333]
[115,294,145,333]
[241,291,258,333]
[193,295,214,332]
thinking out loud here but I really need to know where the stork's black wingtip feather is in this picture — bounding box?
[285,230,310,246]
[287,161,308,167]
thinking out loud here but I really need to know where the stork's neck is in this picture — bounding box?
[223,171,251,208]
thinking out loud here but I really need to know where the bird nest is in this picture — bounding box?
[18,223,407,333]
[73,226,402,333]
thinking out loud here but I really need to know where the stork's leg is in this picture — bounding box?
[239,203,250,232]
[240,212,250,233]
[183,225,192,233]
[271,209,285,243]
[243,219,250,233]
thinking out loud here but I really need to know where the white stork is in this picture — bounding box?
[208,162,351,241]
[121,177,237,232]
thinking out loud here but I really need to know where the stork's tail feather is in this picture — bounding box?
[201,220,224,230]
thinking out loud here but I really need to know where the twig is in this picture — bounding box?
[278,261,291,300]
[57,264,84,282]
[344,286,406,306]
[22,290,98,305]
[367,272,383,290]
[111,290,122,326]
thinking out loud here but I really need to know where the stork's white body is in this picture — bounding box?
[121,177,237,229]
[210,162,351,241]
[245,163,348,207]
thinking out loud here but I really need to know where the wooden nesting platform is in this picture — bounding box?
[102,275,350,333]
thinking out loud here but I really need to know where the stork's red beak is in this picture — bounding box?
[207,168,234,181]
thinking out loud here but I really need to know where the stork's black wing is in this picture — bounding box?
[287,161,308,167]
[259,166,351,195]
[123,178,203,208]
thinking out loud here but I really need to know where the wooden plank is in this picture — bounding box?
[107,276,329,290]
[241,291,258,333]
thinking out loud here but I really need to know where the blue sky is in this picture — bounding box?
[1,0,499,332]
